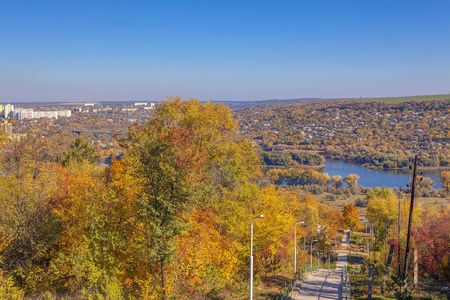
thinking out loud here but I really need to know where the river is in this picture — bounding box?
[324,159,442,189]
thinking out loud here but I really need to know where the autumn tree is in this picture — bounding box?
[415,209,450,281]
[439,171,450,194]
[411,176,436,194]
[175,207,239,296]
[48,163,127,296]
[331,175,343,188]
[344,174,360,188]
[320,173,331,186]
[0,133,62,293]
[119,98,261,299]
[122,121,206,299]
[150,98,261,188]
[340,204,361,231]
[366,188,398,232]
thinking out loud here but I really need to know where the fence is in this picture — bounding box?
[275,264,321,300]
[343,265,349,300]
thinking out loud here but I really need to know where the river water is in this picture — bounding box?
[324,159,442,189]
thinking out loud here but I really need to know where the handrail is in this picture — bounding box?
[275,264,321,299]
[343,265,348,300]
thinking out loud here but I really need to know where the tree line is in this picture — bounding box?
[0,99,342,299]
[259,150,325,167]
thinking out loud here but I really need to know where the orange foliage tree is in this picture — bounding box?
[340,204,362,231]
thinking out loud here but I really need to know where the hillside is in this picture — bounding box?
[235,98,450,170]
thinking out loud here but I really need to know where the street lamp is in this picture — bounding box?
[294,222,304,275]
[310,223,321,268]
[310,239,318,268]
[318,252,320,268]
[250,214,264,300]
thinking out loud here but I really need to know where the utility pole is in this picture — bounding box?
[403,154,418,294]
[414,249,418,289]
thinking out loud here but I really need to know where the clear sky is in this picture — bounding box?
[1,0,449,102]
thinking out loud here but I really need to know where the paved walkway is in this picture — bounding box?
[291,231,350,300]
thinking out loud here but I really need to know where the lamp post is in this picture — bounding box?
[317,252,320,267]
[294,222,304,275]
[310,239,318,268]
[335,234,337,251]
[250,215,264,300]
[310,223,320,268]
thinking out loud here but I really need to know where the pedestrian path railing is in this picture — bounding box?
[295,264,320,281]
[275,264,321,300]
[343,265,349,300]
[275,281,295,300]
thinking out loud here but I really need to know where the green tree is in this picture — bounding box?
[59,137,98,166]
[123,120,206,299]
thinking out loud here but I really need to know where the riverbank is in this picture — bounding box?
[262,164,324,170]
[365,165,450,171]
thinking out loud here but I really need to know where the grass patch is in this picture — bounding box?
[348,254,364,265]
[307,191,449,212]
[358,94,450,103]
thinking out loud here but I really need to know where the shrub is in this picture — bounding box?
[355,198,368,207]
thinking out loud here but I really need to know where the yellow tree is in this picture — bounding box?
[0,132,63,293]
[331,175,343,188]
[252,186,295,277]
[366,188,398,230]
[266,168,290,184]
[411,176,436,194]
[214,183,297,281]
[320,173,331,186]
[49,163,122,294]
[440,171,450,193]
[366,187,405,263]
[340,204,362,231]
[344,174,360,188]
[175,208,239,296]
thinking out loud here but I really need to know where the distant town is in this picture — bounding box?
[0,101,155,121]
[0,101,156,131]
[0,101,158,165]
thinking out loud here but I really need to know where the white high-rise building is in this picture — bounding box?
[4,104,14,118]
[14,108,33,120]
[14,109,72,120]
[57,110,72,118]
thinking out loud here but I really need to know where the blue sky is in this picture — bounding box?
[1,0,449,102]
